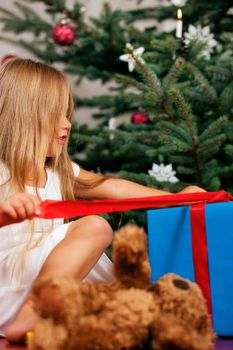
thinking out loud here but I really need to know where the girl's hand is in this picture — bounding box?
[179,185,206,194]
[0,193,41,227]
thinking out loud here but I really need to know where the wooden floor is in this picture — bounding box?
[1,338,233,349]
[215,338,233,349]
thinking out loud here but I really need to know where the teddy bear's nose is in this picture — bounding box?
[173,278,190,290]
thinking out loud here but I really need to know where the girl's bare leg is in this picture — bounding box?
[5,215,113,343]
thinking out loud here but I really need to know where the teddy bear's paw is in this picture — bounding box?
[33,276,85,321]
[29,319,68,350]
[112,224,151,289]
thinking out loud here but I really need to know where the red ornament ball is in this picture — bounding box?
[131,111,150,124]
[1,55,16,64]
[52,22,76,45]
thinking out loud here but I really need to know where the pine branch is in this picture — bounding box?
[110,129,159,143]
[206,66,232,82]
[198,134,226,152]
[78,134,106,145]
[203,159,219,173]
[199,145,224,162]
[127,25,154,46]
[116,74,149,92]
[112,143,152,157]
[168,89,197,144]
[127,48,177,122]
[160,102,176,123]
[125,7,171,22]
[158,134,192,152]
[142,91,161,105]
[224,145,233,160]
[156,121,192,145]
[121,92,158,109]
[184,88,213,104]
[173,81,191,91]
[199,116,227,142]
[220,164,233,174]
[150,37,180,52]
[168,88,205,183]
[146,145,175,157]
[0,7,20,19]
[75,95,130,109]
[206,177,221,191]
[187,40,208,60]
[176,166,196,175]
[119,171,167,189]
[131,52,161,97]
[185,63,217,103]
[162,57,185,93]
[169,155,193,165]
[224,122,233,142]
[24,0,66,12]
[0,2,52,34]
[220,81,233,112]
[62,7,90,33]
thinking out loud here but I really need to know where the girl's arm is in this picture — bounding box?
[74,168,205,200]
[0,193,41,227]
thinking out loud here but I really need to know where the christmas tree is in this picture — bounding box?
[0,0,232,227]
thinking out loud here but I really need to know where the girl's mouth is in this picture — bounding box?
[59,136,67,144]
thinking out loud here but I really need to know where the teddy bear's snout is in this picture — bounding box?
[172,278,190,290]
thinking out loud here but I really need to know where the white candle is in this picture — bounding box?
[176,8,183,38]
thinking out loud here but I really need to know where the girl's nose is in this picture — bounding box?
[63,118,71,130]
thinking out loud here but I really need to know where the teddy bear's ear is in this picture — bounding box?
[151,273,191,297]
[112,224,151,289]
[172,278,190,290]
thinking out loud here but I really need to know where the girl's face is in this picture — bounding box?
[47,108,71,157]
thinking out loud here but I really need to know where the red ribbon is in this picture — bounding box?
[39,190,233,318]
[39,190,232,219]
[190,203,212,316]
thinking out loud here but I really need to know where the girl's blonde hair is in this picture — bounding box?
[0,58,75,200]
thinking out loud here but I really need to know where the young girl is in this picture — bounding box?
[0,58,204,343]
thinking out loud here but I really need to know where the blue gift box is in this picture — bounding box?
[147,201,233,336]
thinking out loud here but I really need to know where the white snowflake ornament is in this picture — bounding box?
[148,163,179,183]
[184,25,217,60]
[119,43,145,72]
[171,0,187,7]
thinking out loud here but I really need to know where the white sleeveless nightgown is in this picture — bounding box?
[0,162,113,336]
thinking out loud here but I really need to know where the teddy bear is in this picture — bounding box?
[28,224,215,350]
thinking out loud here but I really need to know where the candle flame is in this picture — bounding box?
[177,8,182,20]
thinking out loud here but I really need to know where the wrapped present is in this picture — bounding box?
[147,200,233,336]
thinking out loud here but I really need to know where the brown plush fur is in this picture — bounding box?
[29,224,215,350]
